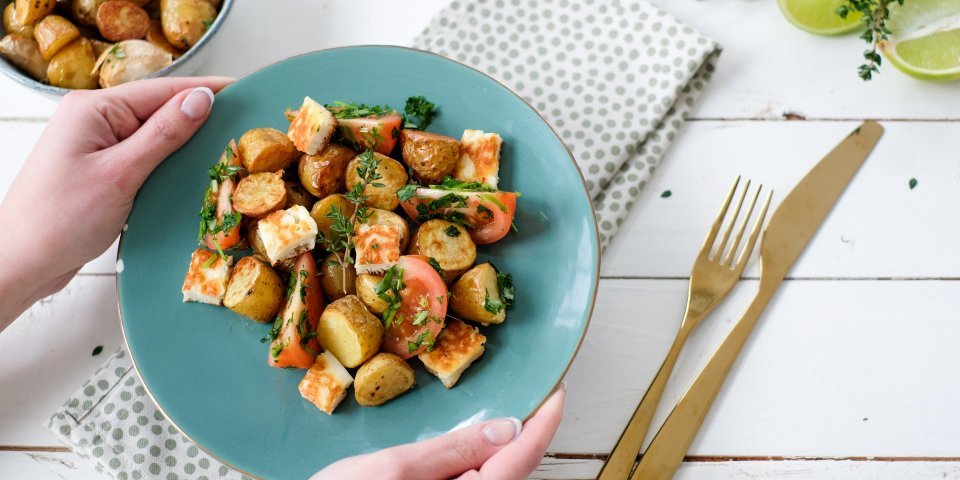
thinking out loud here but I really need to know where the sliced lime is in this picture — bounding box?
[881,0,960,81]
[777,0,863,36]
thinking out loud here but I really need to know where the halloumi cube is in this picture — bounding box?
[418,320,486,388]
[257,205,318,266]
[353,224,400,275]
[453,130,502,189]
[287,96,337,155]
[299,351,354,414]
[181,248,233,305]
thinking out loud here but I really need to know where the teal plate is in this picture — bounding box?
[119,46,599,480]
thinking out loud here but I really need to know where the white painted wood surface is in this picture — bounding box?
[2,0,958,479]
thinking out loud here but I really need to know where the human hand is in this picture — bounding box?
[0,76,233,327]
[312,384,566,480]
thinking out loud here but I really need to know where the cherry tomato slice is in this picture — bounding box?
[268,253,325,369]
[381,255,448,358]
[400,188,517,244]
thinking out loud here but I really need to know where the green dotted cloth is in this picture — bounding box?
[413,0,721,248]
[48,2,720,479]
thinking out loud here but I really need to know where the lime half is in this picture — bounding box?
[881,0,960,81]
[778,0,863,35]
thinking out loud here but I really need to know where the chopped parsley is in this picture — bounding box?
[327,101,393,119]
[909,178,918,190]
[444,225,461,237]
[270,339,287,360]
[202,18,213,31]
[433,176,495,192]
[262,316,283,343]
[496,268,515,308]
[476,204,493,220]
[428,257,444,277]
[481,193,508,213]
[407,330,435,353]
[412,310,429,326]
[196,146,245,258]
[403,96,437,130]
[375,265,404,328]
[661,190,672,198]
[396,184,420,202]
[484,289,505,314]
[91,345,103,356]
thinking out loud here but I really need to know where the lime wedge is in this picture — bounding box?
[881,0,960,81]
[778,0,863,35]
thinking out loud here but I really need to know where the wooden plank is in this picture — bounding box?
[0,451,102,479]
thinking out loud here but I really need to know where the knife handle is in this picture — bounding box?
[630,282,778,480]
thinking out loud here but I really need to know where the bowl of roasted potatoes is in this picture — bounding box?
[0,0,231,97]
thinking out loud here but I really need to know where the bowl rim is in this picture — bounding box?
[116,44,601,478]
[0,0,234,96]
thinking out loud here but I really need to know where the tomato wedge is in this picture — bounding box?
[400,188,518,245]
[203,140,243,251]
[381,256,448,359]
[268,253,325,369]
[338,112,402,155]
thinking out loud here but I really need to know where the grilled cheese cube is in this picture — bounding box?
[453,130,502,189]
[299,351,354,414]
[257,205,317,266]
[181,248,233,305]
[287,97,337,155]
[353,224,400,275]
[418,320,486,388]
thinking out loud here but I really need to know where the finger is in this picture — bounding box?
[99,86,216,193]
[96,76,234,121]
[473,385,566,480]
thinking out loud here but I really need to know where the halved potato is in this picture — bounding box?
[4,3,34,37]
[344,152,408,211]
[363,208,410,252]
[449,263,505,325]
[96,0,150,42]
[310,194,355,242]
[33,15,80,61]
[223,256,284,323]
[71,0,106,26]
[46,38,98,89]
[316,295,383,368]
[238,127,299,174]
[400,129,460,185]
[232,171,286,219]
[298,144,355,198]
[355,273,388,316]
[319,251,356,301]
[0,34,48,81]
[409,220,476,283]
[354,353,415,406]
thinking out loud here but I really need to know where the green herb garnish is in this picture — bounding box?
[495,267,515,308]
[396,184,419,202]
[484,289,505,314]
[909,177,918,189]
[403,96,437,130]
[428,257,444,277]
[327,101,393,119]
[376,265,405,328]
[837,0,904,81]
[444,225,461,237]
[433,176,495,192]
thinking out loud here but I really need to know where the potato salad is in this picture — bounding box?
[181,96,518,414]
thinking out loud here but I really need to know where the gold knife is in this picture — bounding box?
[628,121,885,480]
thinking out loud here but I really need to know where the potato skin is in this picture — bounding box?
[248,221,296,273]
[0,34,48,81]
[355,273,388,316]
[319,252,356,301]
[71,0,106,26]
[450,263,505,325]
[316,295,384,368]
[400,130,460,185]
[14,0,56,26]
[145,19,183,56]
[345,152,408,211]
[232,171,287,219]
[159,0,215,49]
[363,208,410,252]
[354,353,415,406]
[96,0,151,42]
[284,181,315,209]
[298,144,355,198]
[34,15,80,61]
[223,256,284,323]
[238,127,299,174]
[4,3,34,37]
[47,38,98,89]
[310,194,355,242]
[409,220,477,283]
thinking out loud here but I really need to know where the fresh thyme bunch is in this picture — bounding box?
[838,0,905,80]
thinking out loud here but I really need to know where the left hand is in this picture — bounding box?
[0,76,233,327]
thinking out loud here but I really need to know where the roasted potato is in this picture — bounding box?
[363,208,410,252]
[14,0,56,26]
[450,263,506,325]
[96,0,150,41]
[70,0,106,26]
[94,39,172,87]
[310,194,355,243]
[400,130,460,185]
[238,127,299,174]
[316,295,384,368]
[145,19,182,57]
[354,273,388,316]
[248,221,296,273]
[354,353,415,406]
[3,3,34,37]
[409,220,476,283]
[47,37,97,89]
[320,252,357,301]
[159,0,215,49]
[283,181,314,209]
[0,34,48,81]
[344,152,408,211]
[298,143,355,198]
[33,15,80,60]
[223,256,284,322]
[232,171,287,219]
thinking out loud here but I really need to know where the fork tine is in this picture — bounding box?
[734,189,773,268]
[713,179,750,260]
[701,176,740,254]
[723,185,762,267]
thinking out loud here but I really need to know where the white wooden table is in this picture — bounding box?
[3,1,960,478]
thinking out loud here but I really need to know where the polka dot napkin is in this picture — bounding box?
[47,2,720,479]
[414,0,720,248]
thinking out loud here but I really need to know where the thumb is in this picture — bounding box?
[103,86,216,193]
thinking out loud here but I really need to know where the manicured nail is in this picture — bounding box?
[560,381,567,392]
[180,87,214,120]
[482,418,522,446]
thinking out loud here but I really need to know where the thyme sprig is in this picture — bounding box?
[837,0,905,81]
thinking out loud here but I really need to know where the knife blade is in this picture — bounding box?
[628,120,884,480]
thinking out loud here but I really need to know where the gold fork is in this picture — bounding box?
[597,177,773,480]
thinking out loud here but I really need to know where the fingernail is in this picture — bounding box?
[482,418,522,446]
[560,381,568,392]
[180,87,215,120]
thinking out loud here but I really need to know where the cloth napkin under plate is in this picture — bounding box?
[48,1,721,478]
